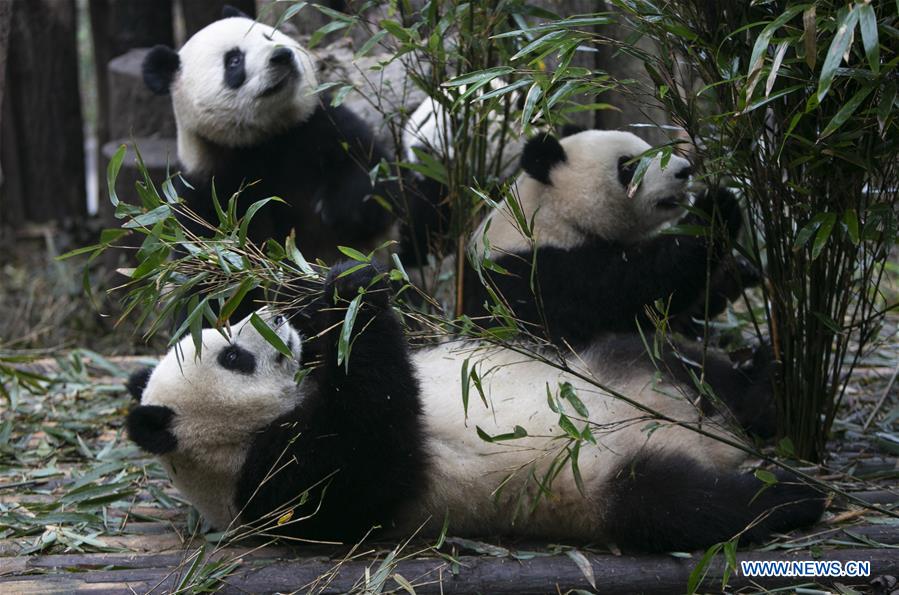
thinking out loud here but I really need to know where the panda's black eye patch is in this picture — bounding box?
[618,155,637,187]
[218,344,256,375]
[223,48,246,89]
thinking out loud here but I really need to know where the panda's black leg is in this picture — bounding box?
[602,451,824,553]
[659,341,776,439]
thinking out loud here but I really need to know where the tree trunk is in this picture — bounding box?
[0,0,86,229]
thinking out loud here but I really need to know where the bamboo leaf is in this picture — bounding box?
[476,425,527,442]
[337,246,371,262]
[747,5,809,82]
[356,29,386,58]
[286,233,315,276]
[218,278,257,324]
[819,82,874,139]
[818,6,859,103]
[811,212,837,260]
[122,205,172,229]
[250,313,294,358]
[443,66,514,88]
[106,144,126,207]
[858,3,879,74]
[843,209,860,245]
[565,548,596,589]
[687,543,722,595]
[803,6,817,70]
[239,198,281,246]
[461,357,471,418]
[337,294,362,370]
[764,41,789,97]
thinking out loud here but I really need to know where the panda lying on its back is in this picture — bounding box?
[466,129,750,347]
[127,263,822,552]
[142,6,397,261]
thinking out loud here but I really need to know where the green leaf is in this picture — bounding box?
[818,6,859,103]
[687,542,722,594]
[461,357,471,418]
[746,5,809,82]
[858,3,879,74]
[122,205,172,229]
[390,253,409,283]
[356,29,386,58]
[106,144,126,207]
[811,212,837,260]
[239,198,281,246]
[330,84,354,107]
[819,82,875,139]
[443,66,515,88]
[286,233,316,276]
[272,2,307,31]
[842,209,859,245]
[558,413,580,439]
[250,313,294,358]
[794,216,823,250]
[777,437,796,457]
[380,19,411,43]
[337,294,362,371]
[560,382,588,417]
[476,425,528,442]
[218,278,257,324]
[337,246,371,262]
[754,469,778,485]
[520,82,544,127]
[309,19,352,48]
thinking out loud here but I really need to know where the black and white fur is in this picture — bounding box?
[127,264,822,552]
[143,7,397,261]
[466,129,746,347]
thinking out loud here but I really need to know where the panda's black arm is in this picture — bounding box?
[483,235,712,345]
[311,105,397,244]
[235,262,426,541]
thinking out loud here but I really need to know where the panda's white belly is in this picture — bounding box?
[393,342,746,539]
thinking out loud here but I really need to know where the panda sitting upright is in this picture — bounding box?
[126,263,822,552]
[466,129,751,347]
[142,6,397,261]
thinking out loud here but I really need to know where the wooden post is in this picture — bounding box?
[0,0,86,229]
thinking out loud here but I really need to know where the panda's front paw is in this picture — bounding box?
[707,188,742,239]
[693,188,739,235]
[324,261,390,310]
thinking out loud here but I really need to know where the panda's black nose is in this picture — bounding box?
[675,165,694,180]
[269,47,293,67]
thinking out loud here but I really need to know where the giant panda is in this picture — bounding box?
[142,6,398,263]
[126,262,823,552]
[465,129,752,347]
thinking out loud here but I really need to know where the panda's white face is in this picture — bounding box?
[476,130,693,254]
[128,310,304,529]
[140,311,303,459]
[172,17,318,159]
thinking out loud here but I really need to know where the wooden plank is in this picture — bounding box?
[1,547,896,594]
[0,0,86,227]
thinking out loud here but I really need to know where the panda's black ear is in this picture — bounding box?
[521,134,566,185]
[125,367,153,402]
[560,124,586,138]
[127,405,177,455]
[142,45,180,95]
[222,4,251,19]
